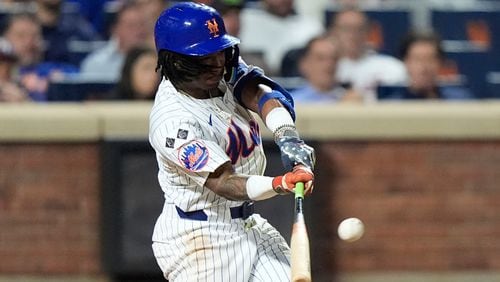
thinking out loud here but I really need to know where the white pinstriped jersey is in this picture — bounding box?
[149,78,266,213]
[149,78,291,282]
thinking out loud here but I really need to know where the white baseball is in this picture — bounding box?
[337,217,364,242]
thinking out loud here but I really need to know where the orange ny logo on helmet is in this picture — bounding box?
[206,18,220,37]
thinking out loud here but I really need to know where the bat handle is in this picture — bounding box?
[295,182,305,199]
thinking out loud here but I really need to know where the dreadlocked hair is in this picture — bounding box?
[156,50,219,88]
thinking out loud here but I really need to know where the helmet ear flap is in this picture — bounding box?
[224,45,240,82]
[225,46,240,68]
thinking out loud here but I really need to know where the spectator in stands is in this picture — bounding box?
[291,35,361,103]
[328,7,407,102]
[113,45,159,100]
[239,0,324,75]
[64,0,115,35]
[36,0,101,65]
[2,13,79,101]
[135,0,170,48]
[212,0,272,73]
[379,31,474,100]
[80,2,148,81]
[2,14,43,67]
[0,38,30,102]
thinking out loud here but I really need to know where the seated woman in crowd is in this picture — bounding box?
[2,13,79,101]
[378,31,474,100]
[0,37,30,102]
[113,45,160,100]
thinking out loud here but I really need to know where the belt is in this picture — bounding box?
[175,202,254,221]
[230,201,254,220]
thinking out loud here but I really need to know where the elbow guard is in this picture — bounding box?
[228,61,296,121]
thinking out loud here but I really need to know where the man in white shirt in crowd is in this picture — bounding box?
[239,0,324,75]
[329,7,407,102]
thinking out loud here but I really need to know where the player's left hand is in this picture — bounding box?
[276,136,316,171]
[272,165,314,196]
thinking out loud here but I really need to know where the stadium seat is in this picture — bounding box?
[67,40,107,66]
[440,52,492,98]
[280,47,303,77]
[431,9,500,53]
[486,72,500,99]
[47,76,116,101]
[431,8,500,98]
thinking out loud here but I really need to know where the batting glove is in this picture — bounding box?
[272,165,314,196]
[276,135,316,171]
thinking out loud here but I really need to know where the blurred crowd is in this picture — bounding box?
[0,0,498,103]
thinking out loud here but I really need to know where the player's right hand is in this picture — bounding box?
[272,165,314,196]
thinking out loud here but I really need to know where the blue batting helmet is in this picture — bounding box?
[154,2,240,56]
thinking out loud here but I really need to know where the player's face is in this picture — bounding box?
[196,50,226,89]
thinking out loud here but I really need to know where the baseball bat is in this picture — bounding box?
[290,182,311,282]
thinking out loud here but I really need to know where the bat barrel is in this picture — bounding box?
[291,181,311,282]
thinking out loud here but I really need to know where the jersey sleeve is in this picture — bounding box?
[150,116,230,186]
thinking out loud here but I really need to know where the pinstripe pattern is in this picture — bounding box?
[149,79,291,281]
[152,206,290,282]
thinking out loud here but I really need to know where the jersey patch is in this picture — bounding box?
[165,137,175,148]
[177,129,189,139]
[178,140,209,171]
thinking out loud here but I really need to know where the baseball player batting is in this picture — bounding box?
[149,3,315,281]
